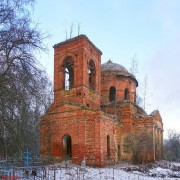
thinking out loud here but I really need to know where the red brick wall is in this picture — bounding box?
[53,35,102,110]
[101,101,163,162]
[101,74,137,104]
[40,106,117,166]
[40,35,163,166]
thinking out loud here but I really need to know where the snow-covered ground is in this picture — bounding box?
[40,160,180,180]
[1,160,180,179]
[45,165,180,180]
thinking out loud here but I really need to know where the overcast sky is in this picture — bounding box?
[33,0,180,137]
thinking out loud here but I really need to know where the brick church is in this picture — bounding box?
[40,35,163,166]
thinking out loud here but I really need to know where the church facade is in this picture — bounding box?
[40,35,163,166]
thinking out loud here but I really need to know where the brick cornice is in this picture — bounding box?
[53,34,102,55]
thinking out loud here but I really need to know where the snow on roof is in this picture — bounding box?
[102,59,129,73]
[101,60,138,86]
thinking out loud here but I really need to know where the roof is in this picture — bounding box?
[101,60,138,86]
[102,60,129,73]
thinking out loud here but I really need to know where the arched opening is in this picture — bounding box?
[107,135,110,158]
[88,60,96,90]
[118,145,121,160]
[63,134,72,158]
[134,93,136,104]
[109,86,116,102]
[124,88,129,100]
[65,67,70,90]
[64,56,74,90]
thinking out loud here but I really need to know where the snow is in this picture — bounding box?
[41,161,180,180]
[1,160,180,179]
[44,165,180,180]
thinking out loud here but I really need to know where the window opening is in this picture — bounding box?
[124,88,129,100]
[118,145,120,160]
[89,60,96,90]
[64,57,74,90]
[107,135,110,158]
[65,68,70,90]
[109,86,116,102]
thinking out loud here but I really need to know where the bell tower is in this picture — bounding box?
[53,35,102,110]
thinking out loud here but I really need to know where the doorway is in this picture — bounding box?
[63,134,72,157]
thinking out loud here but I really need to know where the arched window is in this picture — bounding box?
[89,60,96,90]
[107,135,110,158]
[134,94,136,104]
[64,56,74,90]
[109,86,116,102]
[65,67,70,90]
[124,88,129,100]
[63,134,72,157]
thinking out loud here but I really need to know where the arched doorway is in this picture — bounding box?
[63,134,72,158]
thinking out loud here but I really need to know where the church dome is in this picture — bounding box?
[101,60,138,86]
[101,60,129,73]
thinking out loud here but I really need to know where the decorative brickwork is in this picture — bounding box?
[40,35,163,166]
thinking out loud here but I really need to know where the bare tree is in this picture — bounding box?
[164,129,180,161]
[124,132,153,164]
[65,28,68,40]
[141,74,150,111]
[65,22,82,40]
[69,23,74,38]
[129,55,144,107]
[77,22,81,35]
[129,54,139,77]
[136,95,143,108]
[0,0,52,157]
[129,56,151,110]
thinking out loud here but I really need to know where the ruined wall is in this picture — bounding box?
[53,35,102,110]
[132,111,163,161]
[40,104,117,166]
[101,101,163,163]
[101,73,137,104]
